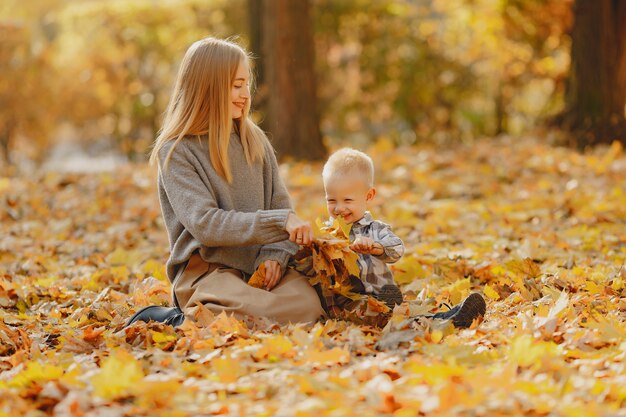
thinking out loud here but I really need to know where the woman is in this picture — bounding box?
[129,37,325,326]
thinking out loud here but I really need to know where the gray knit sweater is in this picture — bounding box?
[157,133,298,283]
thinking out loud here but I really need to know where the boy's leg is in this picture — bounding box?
[373,284,404,309]
[328,294,392,328]
[348,275,403,309]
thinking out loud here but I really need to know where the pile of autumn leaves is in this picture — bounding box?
[1,137,626,416]
[250,218,387,309]
[249,218,361,295]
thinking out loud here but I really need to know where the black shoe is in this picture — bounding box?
[125,306,185,328]
[431,293,486,328]
[373,285,404,309]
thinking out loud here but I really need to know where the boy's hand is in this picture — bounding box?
[263,260,283,290]
[350,237,384,255]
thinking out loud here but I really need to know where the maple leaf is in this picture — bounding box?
[366,296,391,314]
[91,350,144,400]
[483,284,500,301]
[8,362,64,388]
[248,262,266,289]
[316,216,352,240]
[506,258,541,279]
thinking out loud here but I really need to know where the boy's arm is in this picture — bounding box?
[371,221,405,263]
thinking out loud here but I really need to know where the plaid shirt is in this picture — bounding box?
[347,212,405,294]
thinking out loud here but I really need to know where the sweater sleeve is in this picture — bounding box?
[159,142,292,247]
[254,144,299,270]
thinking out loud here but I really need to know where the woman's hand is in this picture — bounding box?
[286,212,313,245]
[263,260,283,290]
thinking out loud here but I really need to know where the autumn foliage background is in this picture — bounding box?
[2,1,626,416]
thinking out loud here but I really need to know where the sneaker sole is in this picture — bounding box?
[451,293,486,328]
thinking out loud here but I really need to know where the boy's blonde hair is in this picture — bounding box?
[322,148,375,188]
[149,37,267,183]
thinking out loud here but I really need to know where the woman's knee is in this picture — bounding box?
[296,285,325,323]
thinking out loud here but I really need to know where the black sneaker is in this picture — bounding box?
[125,305,185,328]
[373,284,404,309]
[431,293,486,328]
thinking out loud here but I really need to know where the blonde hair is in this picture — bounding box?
[149,37,267,182]
[322,148,375,188]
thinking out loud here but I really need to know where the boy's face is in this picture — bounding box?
[324,173,375,224]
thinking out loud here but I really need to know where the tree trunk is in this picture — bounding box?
[250,0,325,160]
[248,0,266,110]
[0,118,15,167]
[562,0,626,148]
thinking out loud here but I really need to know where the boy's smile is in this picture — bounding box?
[324,174,376,224]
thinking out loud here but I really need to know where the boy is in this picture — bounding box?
[322,148,405,308]
[321,148,486,328]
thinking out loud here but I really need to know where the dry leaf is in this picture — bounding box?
[248,262,266,289]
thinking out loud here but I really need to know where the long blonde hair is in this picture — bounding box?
[149,37,267,182]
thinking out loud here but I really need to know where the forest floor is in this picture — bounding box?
[1,136,626,416]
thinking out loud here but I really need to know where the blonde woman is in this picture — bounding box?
[127,37,324,326]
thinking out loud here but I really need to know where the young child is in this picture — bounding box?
[320,148,486,329]
[322,148,405,308]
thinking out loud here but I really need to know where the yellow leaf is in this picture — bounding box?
[314,218,326,237]
[142,259,167,281]
[60,367,84,387]
[404,361,465,385]
[366,296,391,314]
[484,284,500,301]
[430,329,443,343]
[442,278,471,304]
[135,380,182,408]
[151,331,177,344]
[304,347,350,365]
[334,216,352,240]
[392,255,427,285]
[506,258,541,278]
[106,247,144,268]
[585,280,603,295]
[343,250,361,278]
[248,263,266,288]
[294,374,321,395]
[212,356,244,383]
[317,216,352,240]
[91,350,144,399]
[110,265,130,282]
[254,335,294,361]
[9,362,64,388]
[0,177,10,193]
[508,335,562,369]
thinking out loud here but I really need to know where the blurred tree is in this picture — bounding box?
[561,0,626,148]
[500,0,572,134]
[0,0,579,166]
[56,0,247,161]
[0,1,60,167]
[249,0,325,160]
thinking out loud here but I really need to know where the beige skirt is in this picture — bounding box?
[173,253,325,325]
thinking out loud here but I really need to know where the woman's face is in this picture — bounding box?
[231,59,250,120]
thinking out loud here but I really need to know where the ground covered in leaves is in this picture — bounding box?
[1,137,626,416]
